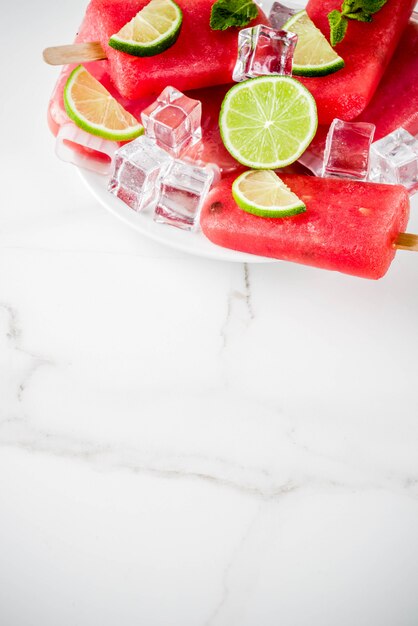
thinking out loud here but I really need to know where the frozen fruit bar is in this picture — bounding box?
[200,174,410,279]
[298,0,416,124]
[356,16,418,140]
[299,15,418,175]
[83,0,268,99]
[46,0,260,175]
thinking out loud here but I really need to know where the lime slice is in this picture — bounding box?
[219,76,317,169]
[109,0,183,57]
[64,66,144,141]
[283,10,344,77]
[232,170,306,218]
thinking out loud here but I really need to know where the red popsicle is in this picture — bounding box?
[297,0,416,124]
[299,14,418,175]
[356,15,418,139]
[200,173,410,279]
[80,0,268,100]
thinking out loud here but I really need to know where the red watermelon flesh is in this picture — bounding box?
[298,0,416,125]
[300,16,418,174]
[84,0,268,100]
[200,174,410,279]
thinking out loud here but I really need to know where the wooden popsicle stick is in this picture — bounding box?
[394,233,418,251]
[43,42,107,65]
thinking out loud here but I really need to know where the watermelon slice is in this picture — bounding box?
[200,174,410,279]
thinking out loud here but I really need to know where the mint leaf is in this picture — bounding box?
[342,0,364,12]
[328,0,388,45]
[341,0,388,18]
[328,10,348,46]
[362,0,388,14]
[344,11,372,21]
[210,0,259,31]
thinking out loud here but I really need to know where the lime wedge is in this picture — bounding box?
[64,66,144,141]
[109,0,183,57]
[219,76,317,169]
[232,170,306,218]
[283,10,344,76]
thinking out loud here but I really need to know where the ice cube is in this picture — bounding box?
[108,136,172,212]
[154,160,214,231]
[269,2,302,30]
[233,25,298,82]
[55,123,117,175]
[369,128,418,193]
[322,119,376,180]
[297,144,326,177]
[141,86,202,158]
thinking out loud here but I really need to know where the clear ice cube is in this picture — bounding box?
[108,136,172,212]
[55,123,117,175]
[369,128,418,193]
[322,118,376,180]
[233,24,298,82]
[141,86,202,158]
[154,160,214,231]
[269,2,302,30]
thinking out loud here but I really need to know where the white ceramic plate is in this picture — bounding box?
[78,169,275,262]
[77,0,306,262]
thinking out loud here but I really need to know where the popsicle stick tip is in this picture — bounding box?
[394,233,418,251]
[42,42,107,65]
[43,47,55,65]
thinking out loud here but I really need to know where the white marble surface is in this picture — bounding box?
[1,1,418,624]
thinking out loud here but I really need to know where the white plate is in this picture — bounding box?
[77,0,300,263]
[78,169,276,263]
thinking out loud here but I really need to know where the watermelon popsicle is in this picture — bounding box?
[78,0,268,100]
[47,0,262,175]
[296,0,416,124]
[299,14,418,176]
[200,174,411,279]
[355,14,418,140]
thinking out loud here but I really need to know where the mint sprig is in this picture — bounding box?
[210,0,259,31]
[328,0,388,46]
[328,10,349,45]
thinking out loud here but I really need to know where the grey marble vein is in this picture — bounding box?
[243,263,255,321]
[205,508,264,626]
[1,302,21,343]
[0,419,299,500]
[0,301,55,406]
[16,359,54,403]
[221,264,255,349]
[2,417,418,506]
